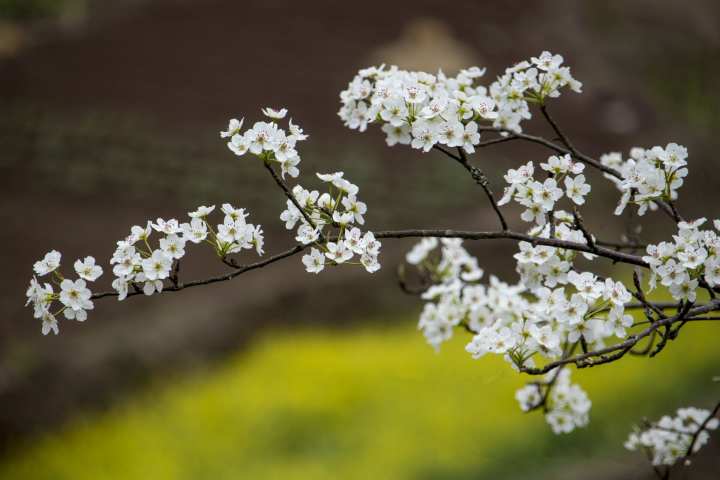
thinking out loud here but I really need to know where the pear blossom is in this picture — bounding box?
[74,256,103,282]
[59,278,93,321]
[188,205,215,218]
[159,234,186,260]
[564,174,591,205]
[41,311,59,335]
[626,407,719,466]
[33,250,61,276]
[302,248,325,274]
[142,250,173,281]
[181,218,208,244]
[220,118,244,138]
[325,241,353,264]
[460,121,481,153]
[262,107,288,119]
[151,218,181,235]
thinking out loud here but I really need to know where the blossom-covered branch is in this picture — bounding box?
[626,403,719,477]
[24,50,719,477]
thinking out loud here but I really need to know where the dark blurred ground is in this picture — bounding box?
[1,0,720,456]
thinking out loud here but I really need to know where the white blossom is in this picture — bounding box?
[302,248,325,274]
[564,174,590,205]
[73,256,103,282]
[262,107,288,119]
[142,250,173,282]
[188,205,215,218]
[625,407,719,466]
[33,250,61,276]
[159,234,186,260]
[220,118,244,138]
[59,278,93,321]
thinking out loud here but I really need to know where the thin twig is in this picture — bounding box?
[633,270,666,319]
[476,135,518,148]
[683,401,720,458]
[91,244,307,299]
[372,229,648,267]
[452,146,509,231]
[91,227,653,300]
[432,144,461,161]
[540,104,577,157]
[595,239,648,251]
[518,299,720,375]
[572,207,596,252]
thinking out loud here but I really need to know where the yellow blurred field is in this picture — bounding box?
[1,319,718,480]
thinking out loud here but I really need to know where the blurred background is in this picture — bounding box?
[1,0,719,478]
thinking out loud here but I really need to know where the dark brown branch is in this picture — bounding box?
[453,146,509,231]
[572,207,596,252]
[626,302,687,312]
[667,200,684,224]
[630,330,657,356]
[91,227,648,302]
[372,229,648,267]
[518,300,720,375]
[91,244,307,299]
[476,135,519,148]
[633,270,667,319]
[527,343,577,413]
[476,125,620,179]
[595,239,648,251]
[683,401,720,458]
[540,104,578,157]
[169,259,181,288]
[632,315,720,327]
[432,144,461,161]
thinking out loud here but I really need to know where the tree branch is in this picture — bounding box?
[475,124,681,223]
[572,207,596,252]
[450,146,509,231]
[683,401,720,459]
[372,228,648,267]
[518,300,720,375]
[91,244,308,299]
[89,227,650,304]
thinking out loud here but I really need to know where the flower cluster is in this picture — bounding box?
[463,271,634,363]
[409,238,486,349]
[409,238,633,360]
[221,108,308,179]
[338,63,493,152]
[279,172,381,274]
[515,369,591,434]
[110,204,263,300]
[513,214,600,291]
[497,155,590,225]
[338,51,580,150]
[601,143,688,216]
[625,407,719,466]
[642,218,720,302]
[407,237,636,433]
[20,49,718,480]
[26,251,103,335]
[488,51,582,133]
